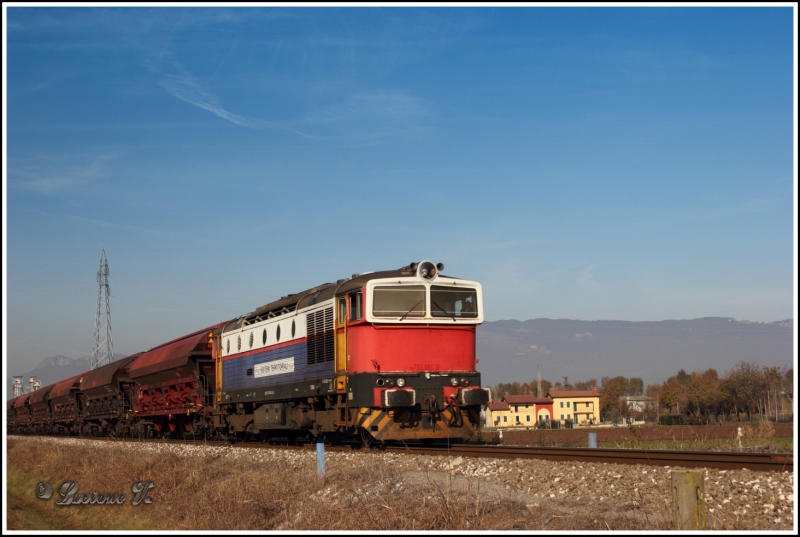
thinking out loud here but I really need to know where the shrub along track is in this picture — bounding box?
[493,423,794,447]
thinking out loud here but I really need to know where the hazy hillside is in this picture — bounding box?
[6,317,793,399]
[476,317,793,387]
[7,354,127,398]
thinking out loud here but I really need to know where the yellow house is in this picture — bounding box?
[486,401,511,426]
[485,394,554,427]
[548,389,600,425]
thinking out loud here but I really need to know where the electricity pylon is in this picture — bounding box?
[537,364,542,398]
[91,248,114,369]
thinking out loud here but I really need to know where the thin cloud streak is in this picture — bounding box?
[13,154,120,194]
[578,264,600,289]
[69,215,205,242]
[157,71,318,139]
[10,206,204,242]
[8,254,95,282]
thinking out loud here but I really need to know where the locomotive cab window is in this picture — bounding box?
[338,297,347,323]
[349,292,362,321]
[372,285,425,318]
[430,286,478,318]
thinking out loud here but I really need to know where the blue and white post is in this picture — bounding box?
[588,432,597,448]
[316,442,326,478]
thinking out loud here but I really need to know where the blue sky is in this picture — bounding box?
[3,6,796,376]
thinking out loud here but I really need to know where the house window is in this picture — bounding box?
[503,416,507,423]
[514,405,518,412]
[526,415,531,422]
[560,414,564,420]
[586,402,590,407]
[539,416,544,422]
[567,402,570,408]
[525,405,529,409]
[515,416,520,423]
[560,402,564,408]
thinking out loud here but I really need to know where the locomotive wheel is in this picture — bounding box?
[325,432,342,446]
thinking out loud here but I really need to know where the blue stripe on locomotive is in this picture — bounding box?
[222,341,333,391]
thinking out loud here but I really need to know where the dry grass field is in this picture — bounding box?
[5,436,561,531]
[6,432,795,531]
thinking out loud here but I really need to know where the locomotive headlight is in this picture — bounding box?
[450,377,459,386]
[396,378,405,387]
[461,378,469,386]
[418,261,437,280]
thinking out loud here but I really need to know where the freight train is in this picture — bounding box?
[6,261,490,445]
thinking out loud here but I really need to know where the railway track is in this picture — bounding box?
[385,444,793,472]
[23,435,793,472]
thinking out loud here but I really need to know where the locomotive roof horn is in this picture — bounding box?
[400,260,445,279]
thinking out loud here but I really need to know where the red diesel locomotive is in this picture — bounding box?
[7,261,490,444]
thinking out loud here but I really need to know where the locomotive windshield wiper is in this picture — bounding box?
[399,300,423,321]
[432,300,457,322]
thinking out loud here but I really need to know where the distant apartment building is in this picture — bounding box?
[547,388,601,425]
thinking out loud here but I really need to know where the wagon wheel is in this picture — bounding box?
[191,414,204,440]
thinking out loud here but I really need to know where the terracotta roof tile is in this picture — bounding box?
[503,394,553,404]
[547,389,600,398]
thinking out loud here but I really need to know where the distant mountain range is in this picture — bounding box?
[6,317,793,399]
[476,317,793,388]
[7,354,127,398]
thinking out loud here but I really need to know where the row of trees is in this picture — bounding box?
[491,362,793,423]
[645,362,793,422]
[491,375,643,400]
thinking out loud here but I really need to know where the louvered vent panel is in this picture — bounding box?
[306,306,335,365]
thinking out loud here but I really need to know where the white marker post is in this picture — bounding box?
[316,442,325,478]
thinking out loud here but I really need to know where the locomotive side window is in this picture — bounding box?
[430,286,478,318]
[262,329,266,345]
[349,292,362,321]
[292,320,296,338]
[373,285,425,318]
[338,297,347,323]
[276,325,281,342]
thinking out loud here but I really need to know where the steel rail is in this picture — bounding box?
[384,444,793,472]
[13,435,792,472]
